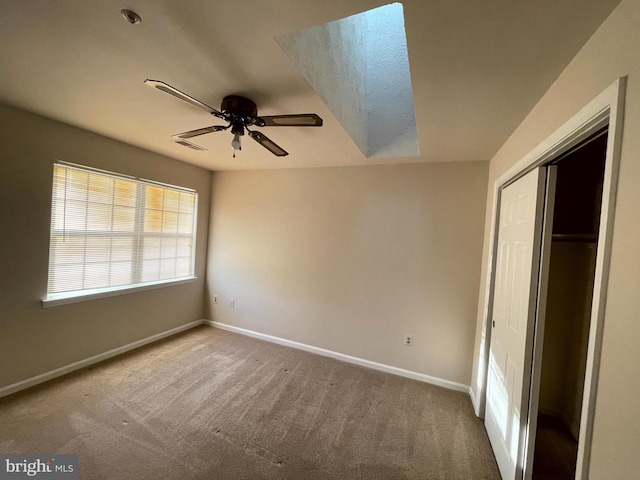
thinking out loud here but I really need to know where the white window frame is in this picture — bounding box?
[42,161,198,308]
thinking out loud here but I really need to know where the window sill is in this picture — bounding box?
[42,277,197,309]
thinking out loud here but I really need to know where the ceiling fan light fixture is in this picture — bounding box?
[231,132,242,157]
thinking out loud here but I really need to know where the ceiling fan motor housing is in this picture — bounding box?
[222,96,258,119]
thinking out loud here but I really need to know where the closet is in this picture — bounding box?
[532,130,607,479]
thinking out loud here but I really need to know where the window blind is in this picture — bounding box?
[46,162,197,300]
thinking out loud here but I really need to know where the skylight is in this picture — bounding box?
[276,3,420,158]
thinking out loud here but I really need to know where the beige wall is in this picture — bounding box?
[0,104,211,388]
[471,0,640,477]
[206,162,488,386]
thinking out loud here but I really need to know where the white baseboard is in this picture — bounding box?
[2,319,472,399]
[0,320,204,399]
[204,320,471,394]
[470,387,479,414]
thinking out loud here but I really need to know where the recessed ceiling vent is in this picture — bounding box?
[276,2,420,158]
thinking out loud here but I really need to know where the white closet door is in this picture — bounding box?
[485,167,552,479]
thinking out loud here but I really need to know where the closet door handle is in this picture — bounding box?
[492,320,496,328]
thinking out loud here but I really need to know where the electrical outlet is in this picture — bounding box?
[213,295,219,304]
[230,299,235,308]
[404,334,413,346]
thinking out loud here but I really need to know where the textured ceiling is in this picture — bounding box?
[0,0,622,171]
[277,3,419,159]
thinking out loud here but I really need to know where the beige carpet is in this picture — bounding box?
[532,414,578,480]
[0,325,500,479]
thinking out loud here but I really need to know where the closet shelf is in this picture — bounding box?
[552,233,598,243]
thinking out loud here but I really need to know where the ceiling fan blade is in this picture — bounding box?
[256,114,323,127]
[248,131,288,157]
[144,79,225,119]
[172,125,229,139]
[172,138,207,151]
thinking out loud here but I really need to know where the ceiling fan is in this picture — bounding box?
[145,79,323,157]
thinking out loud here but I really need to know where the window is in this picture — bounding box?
[45,162,197,305]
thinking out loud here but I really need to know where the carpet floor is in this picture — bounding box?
[0,325,500,479]
[532,414,578,480]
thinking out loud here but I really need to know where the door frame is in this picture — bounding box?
[475,77,626,479]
